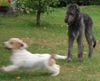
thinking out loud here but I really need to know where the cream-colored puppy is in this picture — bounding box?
[2,38,66,76]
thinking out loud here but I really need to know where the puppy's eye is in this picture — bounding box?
[10,42,14,45]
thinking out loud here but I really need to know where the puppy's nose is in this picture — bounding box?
[4,42,7,45]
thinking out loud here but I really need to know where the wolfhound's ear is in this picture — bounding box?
[67,4,71,8]
[67,4,72,10]
[75,4,80,13]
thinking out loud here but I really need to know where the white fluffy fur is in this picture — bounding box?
[2,38,66,76]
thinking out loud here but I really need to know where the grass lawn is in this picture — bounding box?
[0,5,100,81]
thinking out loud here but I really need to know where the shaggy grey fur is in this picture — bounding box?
[64,4,96,62]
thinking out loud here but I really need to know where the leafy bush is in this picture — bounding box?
[17,0,33,14]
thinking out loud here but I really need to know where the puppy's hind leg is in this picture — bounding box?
[2,65,19,72]
[46,56,60,76]
[47,64,60,76]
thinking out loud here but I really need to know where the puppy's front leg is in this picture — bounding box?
[2,65,19,72]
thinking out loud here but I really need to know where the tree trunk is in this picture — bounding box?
[36,0,42,26]
[36,10,41,25]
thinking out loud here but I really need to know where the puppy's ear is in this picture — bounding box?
[19,42,28,49]
[20,43,24,47]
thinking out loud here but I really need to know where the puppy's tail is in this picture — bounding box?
[51,54,66,60]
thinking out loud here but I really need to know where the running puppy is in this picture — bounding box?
[2,38,66,76]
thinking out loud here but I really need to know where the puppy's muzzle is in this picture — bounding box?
[4,42,12,50]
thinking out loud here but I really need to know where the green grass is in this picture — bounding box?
[0,5,100,81]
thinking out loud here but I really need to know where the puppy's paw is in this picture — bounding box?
[1,66,9,72]
[0,66,4,72]
[51,72,59,76]
[0,67,3,71]
[51,65,60,76]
